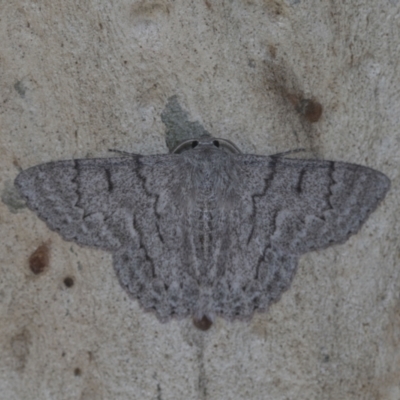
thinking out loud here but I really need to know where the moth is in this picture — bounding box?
[15,137,390,329]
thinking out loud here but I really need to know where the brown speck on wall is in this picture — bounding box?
[29,243,50,275]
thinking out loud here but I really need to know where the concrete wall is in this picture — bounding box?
[1,1,399,399]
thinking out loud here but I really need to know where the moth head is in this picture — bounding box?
[172,136,241,154]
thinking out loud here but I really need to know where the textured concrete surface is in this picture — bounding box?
[1,1,399,399]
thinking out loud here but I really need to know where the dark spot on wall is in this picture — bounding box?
[29,243,50,274]
[64,276,74,288]
[264,57,323,148]
[280,91,323,124]
[193,315,213,331]
[14,81,26,98]
[204,0,212,9]
[74,367,82,376]
[295,98,323,123]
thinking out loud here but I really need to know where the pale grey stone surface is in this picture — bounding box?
[1,1,399,399]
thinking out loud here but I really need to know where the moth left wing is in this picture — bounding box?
[15,155,181,251]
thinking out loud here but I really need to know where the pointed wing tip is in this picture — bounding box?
[14,169,30,198]
[375,170,391,201]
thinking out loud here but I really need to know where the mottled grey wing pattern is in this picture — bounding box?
[15,144,390,324]
[231,155,389,316]
[16,157,154,251]
[237,155,390,255]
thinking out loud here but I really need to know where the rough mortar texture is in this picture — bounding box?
[0,1,399,400]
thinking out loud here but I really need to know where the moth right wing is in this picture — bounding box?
[210,154,390,313]
[236,154,390,257]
